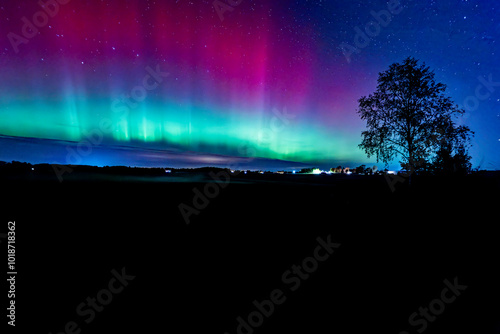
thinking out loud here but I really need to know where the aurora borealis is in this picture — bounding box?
[0,0,499,170]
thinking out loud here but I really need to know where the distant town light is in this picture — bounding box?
[312,168,321,174]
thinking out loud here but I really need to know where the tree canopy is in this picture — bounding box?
[357,57,473,175]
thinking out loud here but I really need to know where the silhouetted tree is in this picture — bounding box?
[432,121,473,175]
[357,57,473,182]
[355,165,366,174]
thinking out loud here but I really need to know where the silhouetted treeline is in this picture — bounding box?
[0,161,498,180]
[0,161,233,178]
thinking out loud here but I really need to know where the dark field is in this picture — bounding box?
[1,168,500,333]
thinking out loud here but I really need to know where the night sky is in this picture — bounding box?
[0,0,498,170]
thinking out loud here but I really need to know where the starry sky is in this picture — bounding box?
[0,0,498,170]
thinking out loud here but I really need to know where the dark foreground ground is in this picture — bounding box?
[1,168,500,333]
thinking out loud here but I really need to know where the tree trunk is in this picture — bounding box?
[406,124,414,187]
[408,146,414,187]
